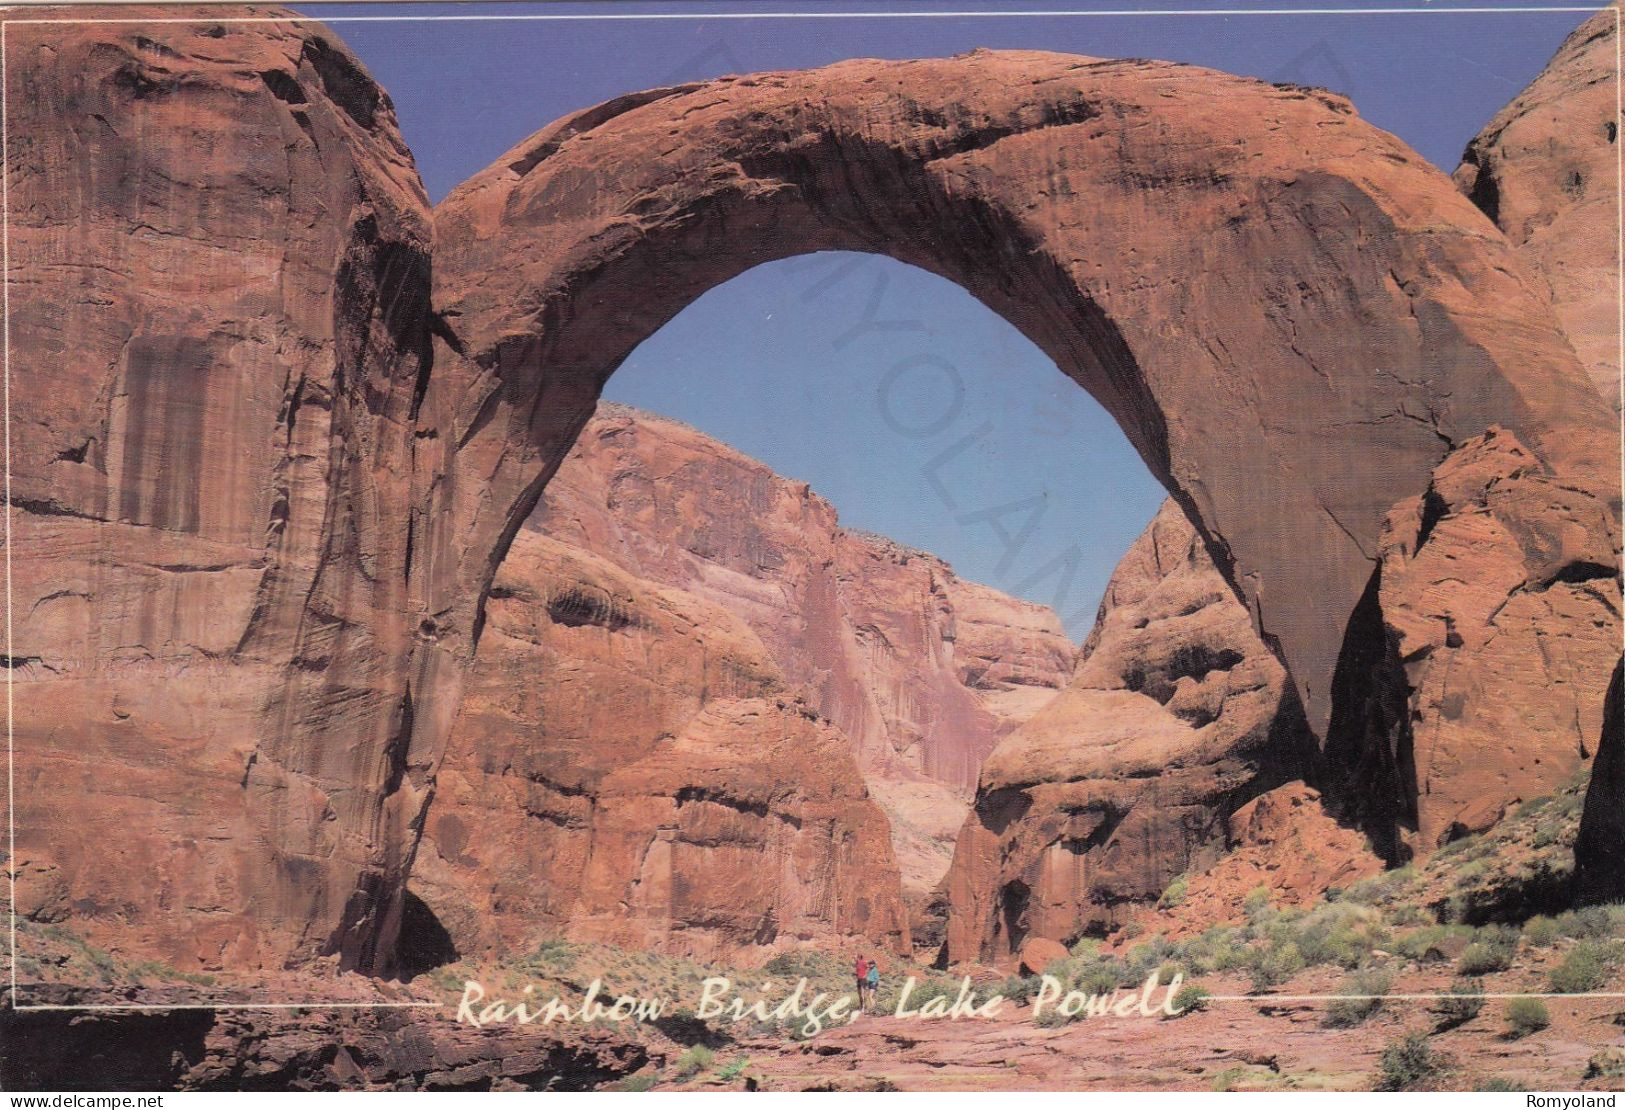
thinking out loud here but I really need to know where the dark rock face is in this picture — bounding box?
[1576,658,1625,906]
[0,989,649,1092]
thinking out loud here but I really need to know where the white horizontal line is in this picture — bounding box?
[1209,1001,1625,1007]
[12,1001,446,1011]
[3,7,1612,24]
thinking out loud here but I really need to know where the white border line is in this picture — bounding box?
[4,2,1624,1015]
[0,6,1615,20]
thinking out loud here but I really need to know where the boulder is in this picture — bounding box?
[1017,937,1071,977]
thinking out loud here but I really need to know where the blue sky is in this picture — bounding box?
[305,1,1593,636]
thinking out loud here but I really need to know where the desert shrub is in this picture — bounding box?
[1288,903,1387,969]
[998,975,1041,1005]
[1522,915,1562,948]
[1375,1033,1446,1091]
[1250,941,1305,991]
[1035,1008,1071,1028]
[716,1057,750,1082]
[1169,982,1210,1017]
[675,1044,715,1077]
[1243,885,1273,922]
[1395,924,1472,963]
[1432,977,1485,1031]
[1504,997,1550,1039]
[1462,942,1508,975]
[1478,1077,1530,1092]
[1073,961,1121,997]
[1323,966,1392,1028]
[1159,877,1189,909]
[1550,940,1613,994]
[1586,1047,1625,1079]
[1557,905,1614,940]
[1068,937,1100,959]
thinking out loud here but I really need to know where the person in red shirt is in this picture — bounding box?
[854,955,870,1012]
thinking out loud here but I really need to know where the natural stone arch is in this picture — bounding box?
[418,48,1613,780]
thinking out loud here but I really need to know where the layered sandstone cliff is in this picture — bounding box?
[7,9,433,971]
[520,405,1077,896]
[411,528,911,963]
[1455,11,1622,413]
[942,501,1318,965]
[1325,429,1620,860]
[412,407,1074,961]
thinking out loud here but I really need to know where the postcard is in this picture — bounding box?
[1,0,1622,1097]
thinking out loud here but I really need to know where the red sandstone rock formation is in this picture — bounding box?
[7,7,433,971]
[941,501,1317,966]
[521,405,1076,897]
[1456,11,1622,413]
[410,526,911,963]
[411,407,1072,960]
[1325,428,1620,858]
[1123,784,1384,941]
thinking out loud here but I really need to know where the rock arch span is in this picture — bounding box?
[6,11,1614,976]
[419,48,1610,761]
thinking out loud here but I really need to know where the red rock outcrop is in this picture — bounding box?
[941,501,1317,965]
[521,405,1076,896]
[7,7,433,970]
[1124,784,1384,941]
[1455,11,1622,413]
[410,526,911,963]
[1324,428,1620,858]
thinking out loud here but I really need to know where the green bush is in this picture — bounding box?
[1159,877,1189,909]
[1375,1033,1446,1091]
[1432,977,1485,1031]
[675,1044,716,1078]
[716,1057,750,1082]
[1250,941,1305,991]
[1168,983,1210,1018]
[1478,1077,1530,1092]
[608,1074,658,1092]
[1504,997,1550,1039]
[1550,940,1613,994]
[1522,916,1562,948]
[1456,939,1513,976]
[1323,966,1392,1028]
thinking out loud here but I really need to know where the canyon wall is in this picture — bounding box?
[411,406,1074,960]
[517,405,1075,896]
[7,9,432,970]
[410,527,911,963]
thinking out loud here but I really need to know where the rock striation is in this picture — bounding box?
[412,406,1074,960]
[519,406,1074,896]
[941,501,1318,965]
[1455,11,1623,413]
[7,7,434,971]
[410,526,912,963]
